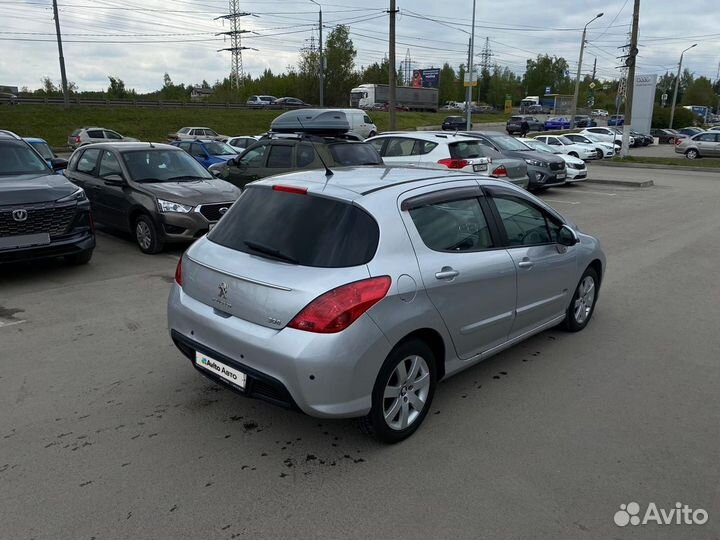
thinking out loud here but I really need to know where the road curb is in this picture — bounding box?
[590,161,720,173]
[586,178,654,188]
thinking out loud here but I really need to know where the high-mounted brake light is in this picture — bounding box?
[288,276,391,334]
[175,257,183,286]
[491,165,508,177]
[437,158,469,169]
[272,185,308,195]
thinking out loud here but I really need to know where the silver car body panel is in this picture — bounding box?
[168,167,605,418]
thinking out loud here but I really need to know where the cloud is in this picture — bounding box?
[0,0,717,92]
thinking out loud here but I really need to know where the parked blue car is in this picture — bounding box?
[171,139,238,169]
[607,114,625,126]
[543,116,571,130]
[23,137,67,174]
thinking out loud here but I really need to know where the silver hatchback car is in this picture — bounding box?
[168,167,606,442]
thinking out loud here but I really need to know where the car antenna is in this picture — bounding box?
[295,117,334,178]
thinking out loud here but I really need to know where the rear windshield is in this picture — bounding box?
[208,187,380,268]
[328,143,383,166]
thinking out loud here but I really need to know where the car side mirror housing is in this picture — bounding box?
[103,174,126,186]
[557,224,579,247]
[50,157,68,171]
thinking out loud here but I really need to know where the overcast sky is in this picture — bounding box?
[1,0,718,92]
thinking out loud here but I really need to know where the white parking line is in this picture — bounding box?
[0,320,27,329]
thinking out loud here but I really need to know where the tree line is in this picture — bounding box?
[25,24,720,114]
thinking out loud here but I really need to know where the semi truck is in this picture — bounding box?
[350,84,438,112]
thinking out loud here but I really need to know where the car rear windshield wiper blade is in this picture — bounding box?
[244,240,298,264]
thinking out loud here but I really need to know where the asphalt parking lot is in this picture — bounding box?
[1,166,719,539]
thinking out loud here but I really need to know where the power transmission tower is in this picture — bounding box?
[479,37,494,73]
[403,49,412,87]
[216,1,255,90]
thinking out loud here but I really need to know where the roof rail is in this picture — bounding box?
[0,129,22,140]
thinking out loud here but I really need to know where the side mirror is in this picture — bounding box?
[103,174,126,186]
[50,157,68,171]
[557,224,579,247]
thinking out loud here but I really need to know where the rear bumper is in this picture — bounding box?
[167,284,392,418]
[0,231,94,264]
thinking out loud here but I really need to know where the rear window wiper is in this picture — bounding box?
[244,240,298,265]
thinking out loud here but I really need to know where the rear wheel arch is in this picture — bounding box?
[393,328,446,381]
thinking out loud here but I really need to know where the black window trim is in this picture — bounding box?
[483,186,564,248]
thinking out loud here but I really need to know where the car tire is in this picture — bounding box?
[685,149,699,160]
[134,214,164,254]
[64,249,93,265]
[563,267,599,332]
[596,148,604,159]
[358,338,437,444]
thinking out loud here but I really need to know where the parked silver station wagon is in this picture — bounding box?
[168,167,606,442]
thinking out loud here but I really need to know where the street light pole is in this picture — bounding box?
[570,12,603,129]
[310,0,324,107]
[669,43,697,129]
[465,0,476,131]
[52,0,69,107]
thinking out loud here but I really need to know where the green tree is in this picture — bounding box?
[107,76,128,99]
[437,63,457,105]
[683,76,715,106]
[324,25,358,106]
[523,55,572,96]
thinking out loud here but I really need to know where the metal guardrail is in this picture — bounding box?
[0,96,298,109]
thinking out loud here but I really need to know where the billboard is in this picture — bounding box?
[631,74,657,134]
[412,68,440,88]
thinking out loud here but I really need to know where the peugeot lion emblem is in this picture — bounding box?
[12,209,28,222]
[218,282,228,299]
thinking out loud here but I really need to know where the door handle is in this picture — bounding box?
[517,259,534,269]
[435,267,459,280]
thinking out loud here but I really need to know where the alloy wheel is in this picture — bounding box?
[573,276,596,325]
[383,355,430,431]
[136,220,153,251]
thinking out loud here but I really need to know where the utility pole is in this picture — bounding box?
[310,1,324,107]
[388,0,398,129]
[592,57,597,81]
[52,0,69,107]
[465,0,476,130]
[669,43,697,129]
[620,0,640,157]
[570,12,603,129]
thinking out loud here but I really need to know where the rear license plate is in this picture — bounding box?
[195,351,246,389]
[473,164,487,172]
[0,233,50,250]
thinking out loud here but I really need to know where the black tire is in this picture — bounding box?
[685,149,699,160]
[368,131,377,138]
[64,249,93,265]
[563,267,599,332]
[134,214,164,254]
[358,339,437,444]
[596,148,604,159]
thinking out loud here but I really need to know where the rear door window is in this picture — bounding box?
[208,187,379,268]
[296,143,316,167]
[329,143,382,165]
[87,130,104,139]
[267,145,293,168]
[383,138,417,157]
[410,198,493,252]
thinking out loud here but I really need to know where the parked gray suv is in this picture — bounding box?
[461,131,567,190]
[168,166,606,442]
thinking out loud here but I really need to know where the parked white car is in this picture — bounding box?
[520,138,587,182]
[564,133,617,159]
[533,134,597,160]
[591,109,609,117]
[168,127,228,142]
[226,135,259,152]
[580,127,634,147]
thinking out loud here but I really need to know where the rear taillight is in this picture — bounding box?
[674,138,682,145]
[491,165,508,177]
[437,158,469,169]
[74,136,81,144]
[175,258,183,286]
[288,276,391,334]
